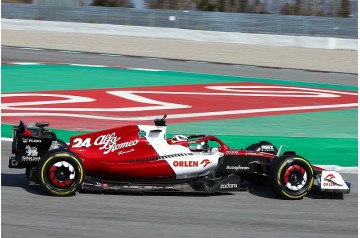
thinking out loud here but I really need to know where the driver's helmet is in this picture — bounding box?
[171,135,188,143]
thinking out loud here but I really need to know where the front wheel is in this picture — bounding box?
[38,149,84,196]
[268,155,314,200]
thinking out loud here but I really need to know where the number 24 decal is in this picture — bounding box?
[72,138,91,148]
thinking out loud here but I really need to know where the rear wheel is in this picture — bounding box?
[38,149,84,196]
[268,155,314,200]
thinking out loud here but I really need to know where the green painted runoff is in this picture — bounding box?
[2,65,357,93]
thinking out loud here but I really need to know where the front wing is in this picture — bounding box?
[313,170,351,194]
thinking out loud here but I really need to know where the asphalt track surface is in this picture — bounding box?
[2,48,358,238]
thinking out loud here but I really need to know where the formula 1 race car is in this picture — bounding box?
[8,115,350,199]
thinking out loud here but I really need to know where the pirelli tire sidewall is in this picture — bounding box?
[268,155,314,200]
[38,149,84,196]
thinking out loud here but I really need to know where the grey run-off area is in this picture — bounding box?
[2,20,357,73]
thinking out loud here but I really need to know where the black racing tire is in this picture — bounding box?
[38,149,84,196]
[268,155,314,200]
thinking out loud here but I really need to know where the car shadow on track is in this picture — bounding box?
[247,185,280,200]
[79,190,235,197]
[1,173,48,196]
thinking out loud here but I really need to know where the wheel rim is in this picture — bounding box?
[283,165,307,191]
[49,161,76,188]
